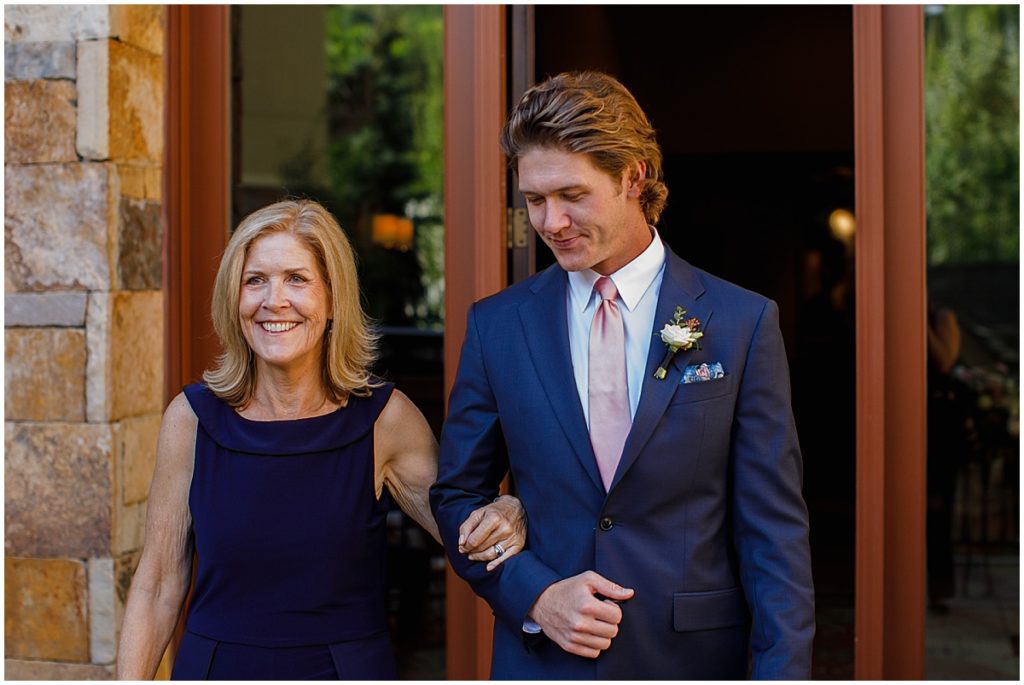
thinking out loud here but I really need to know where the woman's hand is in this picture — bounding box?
[458,495,527,571]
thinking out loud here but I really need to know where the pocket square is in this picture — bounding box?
[682,362,725,384]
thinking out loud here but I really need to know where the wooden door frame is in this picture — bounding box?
[164,4,231,404]
[852,5,927,679]
[441,5,507,679]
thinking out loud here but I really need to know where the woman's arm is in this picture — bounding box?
[116,394,197,679]
[374,389,526,569]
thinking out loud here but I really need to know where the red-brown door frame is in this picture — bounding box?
[852,5,927,679]
[164,4,231,405]
[441,5,507,679]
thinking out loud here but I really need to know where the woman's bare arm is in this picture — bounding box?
[116,393,197,679]
[374,389,526,569]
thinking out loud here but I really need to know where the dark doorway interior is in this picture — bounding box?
[531,5,856,678]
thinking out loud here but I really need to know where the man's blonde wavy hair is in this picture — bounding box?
[500,71,668,225]
[203,199,380,407]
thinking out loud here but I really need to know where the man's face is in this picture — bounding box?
[517,147,652,275]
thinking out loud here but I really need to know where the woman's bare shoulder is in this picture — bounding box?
[158,392,199,467]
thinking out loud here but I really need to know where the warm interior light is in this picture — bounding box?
[372,214,414,250]
[372,214,397,246]
[394,217,414,251]
[829,208,856,242]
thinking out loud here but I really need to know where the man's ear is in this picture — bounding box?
[625,160,647,198]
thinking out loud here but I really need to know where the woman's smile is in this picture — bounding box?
[258,321,301,333]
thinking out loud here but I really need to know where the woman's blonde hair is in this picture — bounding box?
[203,199,380,407]
[500,71,668,225]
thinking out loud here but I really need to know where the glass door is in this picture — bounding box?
[923,6,1019,679]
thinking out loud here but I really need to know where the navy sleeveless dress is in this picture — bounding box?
[171,382,398,680]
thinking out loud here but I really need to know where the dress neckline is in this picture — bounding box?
[184,382,394,456]
[233,400,347,424]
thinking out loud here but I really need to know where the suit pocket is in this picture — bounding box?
[672,586,750,632]
[669,374,736,406]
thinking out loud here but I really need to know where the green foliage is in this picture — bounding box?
[325,5,443,224]
[323,5,445,328]
[925,5,1019,264]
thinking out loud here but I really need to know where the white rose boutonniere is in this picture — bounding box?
[654,306,703,380]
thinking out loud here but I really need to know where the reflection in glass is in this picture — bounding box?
[924,5,1019,679]
[235,5,444,332]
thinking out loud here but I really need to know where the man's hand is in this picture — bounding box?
[528,571,634,658]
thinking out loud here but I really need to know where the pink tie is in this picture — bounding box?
[589,277,631,491]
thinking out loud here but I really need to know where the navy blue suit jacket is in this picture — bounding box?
[430,248,814,679]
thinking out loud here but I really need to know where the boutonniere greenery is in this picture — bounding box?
[654,306,703,380]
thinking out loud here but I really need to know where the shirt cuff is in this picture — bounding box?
[522,619,542,634]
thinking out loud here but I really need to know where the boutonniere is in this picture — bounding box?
[654,306,703,380]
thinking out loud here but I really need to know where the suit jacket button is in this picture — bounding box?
[599,517,613,531]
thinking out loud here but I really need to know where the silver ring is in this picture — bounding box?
[493,543,505,557]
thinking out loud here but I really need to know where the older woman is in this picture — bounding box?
[117,200,525,680]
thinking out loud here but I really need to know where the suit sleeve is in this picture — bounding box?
[429,304,562,634]
[731,299,815,679]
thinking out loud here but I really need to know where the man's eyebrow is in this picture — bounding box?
[520,184,588,194]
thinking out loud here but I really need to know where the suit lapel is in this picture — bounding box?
[518,266,605,493]
[611,250,713,491]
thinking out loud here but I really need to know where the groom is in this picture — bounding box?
[430,71,814,679]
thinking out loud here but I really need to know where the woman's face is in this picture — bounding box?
[238,231,331,375]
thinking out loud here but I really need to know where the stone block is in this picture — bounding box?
[118,197,163,290]
[114,550,142,623]
[5,41,76,80]
[86,292,112,422]
[4,5,109,44]
[4,659,115,680]
[5,163,114,292]
[89,558,116,664]
[111,5,165,56]
[5,79,78,164]
[110,290,164,420]
[5,422,114,558]
[118,164,145,198]
[4,557,89,662]
[4,291,88,327]
[145,166,162,201]
[109,40,162,163]
[118,163,162,200]
[115,500,148,556]
[86,291,163,423]
[5,328,86,422]
[120,413,161,505]
[77,39,109,160]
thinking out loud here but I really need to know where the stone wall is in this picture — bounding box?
[5,5,167,679]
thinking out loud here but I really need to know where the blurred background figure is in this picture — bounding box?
[926,303,973,613]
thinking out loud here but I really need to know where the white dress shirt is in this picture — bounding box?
[566,229,666,428]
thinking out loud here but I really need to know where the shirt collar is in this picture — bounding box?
[567,227,666,313]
